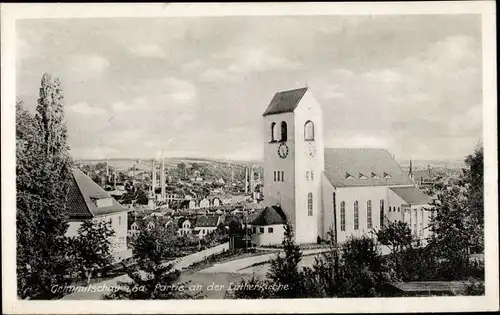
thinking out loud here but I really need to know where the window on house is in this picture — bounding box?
[274,171,276,182]
[271,122,277,142]
[277,171,280,182]
[259,227,264,233]
[367,200,372,229]
[306,171,309,180]
[304,120,314,140]
[307,193,313,216]
[118,216,122,226]
[340,201,346,231]
[354,201,359,230]
[311,171,314,180]
[268,227,274,233]
[398,207,400,212]
[380,200,385,227]
[280,121,287,141]
[252,227,256,233]
[281,171,284,181]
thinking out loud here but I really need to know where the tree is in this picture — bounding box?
[72,220,115,284]
[16,73,73,299]
[376,220,413,278]
[302,235,393,298]
[463,143,484,253]
[132,224,176,264]
[265,223,303,298]
[426,143,485,280]
[106,226,201,300]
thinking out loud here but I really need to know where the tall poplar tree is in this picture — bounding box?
[16,73,73,299]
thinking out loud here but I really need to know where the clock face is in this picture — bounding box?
[277,143,289,159]
[306,141,316,157]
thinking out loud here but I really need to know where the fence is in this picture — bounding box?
[169,242,230,270]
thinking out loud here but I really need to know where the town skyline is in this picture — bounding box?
[17,15,483,161]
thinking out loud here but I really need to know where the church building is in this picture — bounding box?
[259,87,433,245]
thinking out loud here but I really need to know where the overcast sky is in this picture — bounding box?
[16,15,482,161]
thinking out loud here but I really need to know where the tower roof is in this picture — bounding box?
[262,87,308,116]
[324,148,414,187]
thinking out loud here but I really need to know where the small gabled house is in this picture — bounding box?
[177,217,195,236]
[250,206,287,246]
[66,169,129,259]
[193,215,222,239]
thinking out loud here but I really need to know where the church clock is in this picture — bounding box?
[277,143,289,159]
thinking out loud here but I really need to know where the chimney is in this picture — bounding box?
[106,159,109,178]
[250,166,254,193]
[152,160,156,198]
[245,166,248,194]
[161,152,166,200]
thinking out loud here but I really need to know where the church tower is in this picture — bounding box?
[262,87,324,243]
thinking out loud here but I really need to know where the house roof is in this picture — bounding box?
[251,206,287,226]
[388,281,474,293]
[178,217,195,228]
[324,148,414,188]
[262,87,308,116]
[195,215,220,228]
[390,186,432,205]
[67,169,127,219]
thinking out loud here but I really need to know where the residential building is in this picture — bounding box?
[193,215,222,239]
[66,169,129,260]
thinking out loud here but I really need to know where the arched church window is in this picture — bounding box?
[304,120,314,141]
[280,121,287,142]
[307,193,313,216]
[380,200,385,227]
[340,201,346,231]
[367,200,372,229]
[354,201,359,230]
[271,122,277,142]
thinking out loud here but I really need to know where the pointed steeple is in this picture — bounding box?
[409,158,415,181]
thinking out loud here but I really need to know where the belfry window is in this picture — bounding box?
[304,120,314,141]
[280,121,287,142]
[271,122,278,142]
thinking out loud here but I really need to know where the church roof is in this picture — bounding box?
[66,169,127,219]
[324,148,414,187]
[251,205,287,226]
[390,187,432,205]
[262,87,308,116]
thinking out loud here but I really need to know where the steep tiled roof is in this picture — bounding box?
[251,206,287,226]
[390,187,432,205]
[324,148,413,187]
[195,215,220,228]
[66,169,127,219]
[262,87,308,116]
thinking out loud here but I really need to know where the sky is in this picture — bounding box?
[16,15,483,161]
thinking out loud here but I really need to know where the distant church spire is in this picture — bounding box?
[409,158,414,181]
